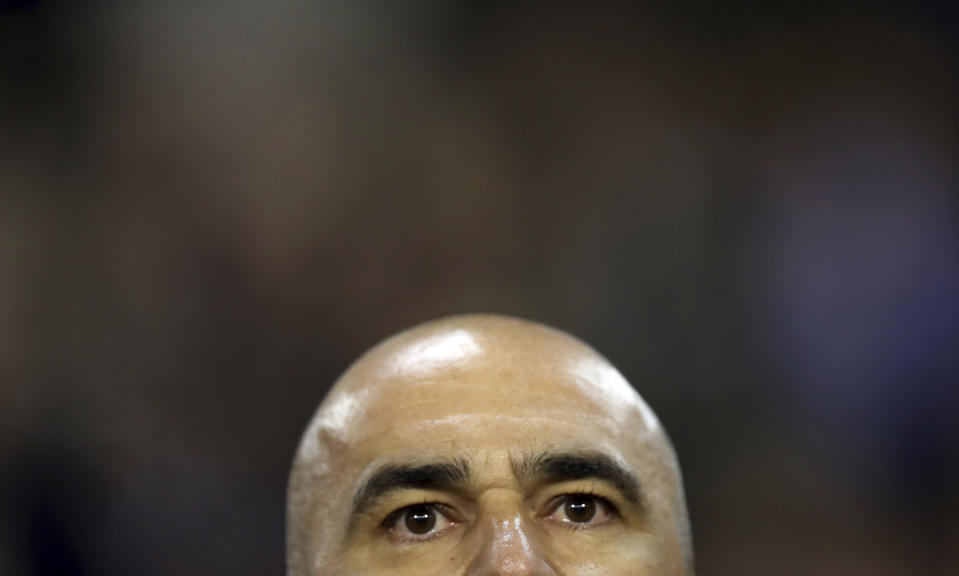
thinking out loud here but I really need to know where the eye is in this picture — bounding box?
[544,494,616,527]
[384,503,455,541]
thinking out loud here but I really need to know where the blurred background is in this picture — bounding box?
[2,1,958,574]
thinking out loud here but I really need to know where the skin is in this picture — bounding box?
[288,314,693,576]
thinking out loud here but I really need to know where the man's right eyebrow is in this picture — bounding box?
[351,458,472,518]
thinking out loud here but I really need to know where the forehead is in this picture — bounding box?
[319,325,660,464]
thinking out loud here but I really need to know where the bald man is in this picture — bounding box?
[287,314,693,575]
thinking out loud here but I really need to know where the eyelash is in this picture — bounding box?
[381,499,436,528]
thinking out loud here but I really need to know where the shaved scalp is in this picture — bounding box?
[286,314,693,575]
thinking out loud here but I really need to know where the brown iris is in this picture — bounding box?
[404,505,437,534]
[564,495,597,523]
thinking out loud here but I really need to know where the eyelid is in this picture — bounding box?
[540,491,620,526]
[545,491,617,511]
[537,482,624,511]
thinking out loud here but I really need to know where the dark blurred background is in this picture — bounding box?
[2,1,958,574]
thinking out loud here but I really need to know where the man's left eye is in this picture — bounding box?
[385,504,455,540]
[545,494,615,526]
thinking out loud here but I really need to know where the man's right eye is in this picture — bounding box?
[383,503,456,541]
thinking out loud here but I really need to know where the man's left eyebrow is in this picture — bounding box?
[514,450,643,505]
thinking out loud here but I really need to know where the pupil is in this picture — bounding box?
[404,506,436,534]
[565,497,596,523]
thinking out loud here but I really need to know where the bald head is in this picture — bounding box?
[288,314,693,575]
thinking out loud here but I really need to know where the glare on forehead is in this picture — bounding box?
[383,329,482,377]
[314,326,660,451]
[307,331,483,448]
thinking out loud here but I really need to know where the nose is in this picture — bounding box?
[466,515,557,576]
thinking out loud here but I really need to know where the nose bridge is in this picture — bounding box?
[467,503,556,576]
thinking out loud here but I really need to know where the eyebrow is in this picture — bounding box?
[348,450,643,524]
[514,450,644,505]
[351,458,472,518]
